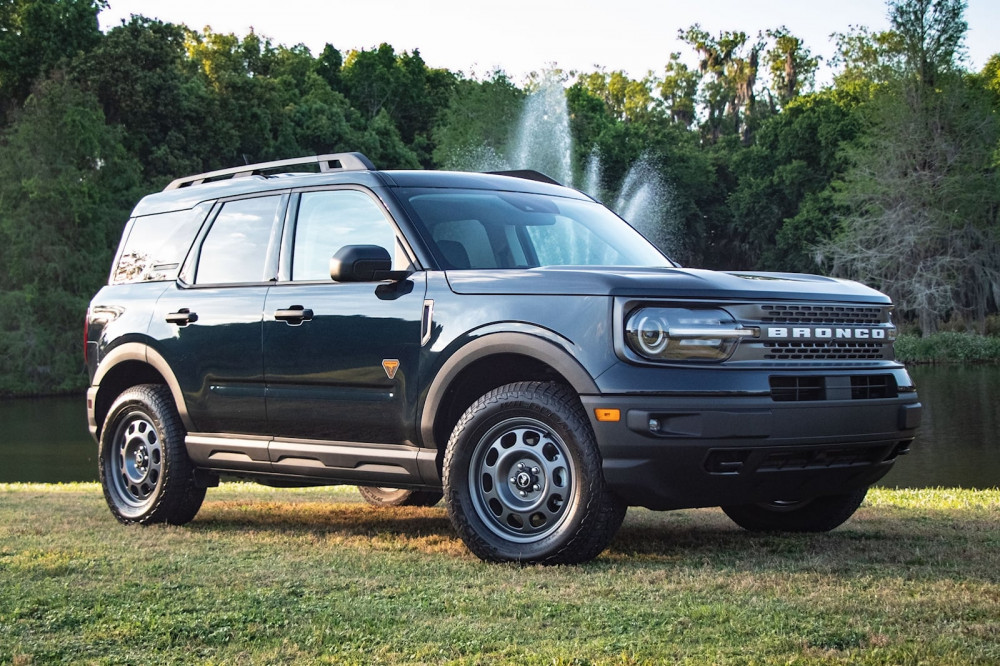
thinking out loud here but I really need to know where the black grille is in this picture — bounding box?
[851,374,898,399]
[705,442,904,475]
[763,341,885,360]
[757,445,888,471]
[770,374,898,401]
[770,376,824,402]
[759,304,882,324]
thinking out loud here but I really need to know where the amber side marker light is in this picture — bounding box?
[594,408,621,422]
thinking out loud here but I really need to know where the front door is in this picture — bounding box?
[263,188,425,445]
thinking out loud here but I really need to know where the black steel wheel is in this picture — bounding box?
[99,384,205,525]
[357,486,443,507]
[722,487,869,532]
[444,381,626,564]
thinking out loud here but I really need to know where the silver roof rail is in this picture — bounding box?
[164,152,376,191]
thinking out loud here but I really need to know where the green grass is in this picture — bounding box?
[895,332,1000,363]
[2,484,998,665]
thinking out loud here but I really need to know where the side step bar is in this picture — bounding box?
[185,433,440,486]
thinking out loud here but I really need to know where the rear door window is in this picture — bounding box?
[195,196,284,285]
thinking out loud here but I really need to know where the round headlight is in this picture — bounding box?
[624,307,751,362]
[634,314,669,355]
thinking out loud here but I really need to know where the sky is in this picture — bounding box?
[97,0,999,85]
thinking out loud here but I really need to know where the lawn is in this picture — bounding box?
[1,483,998,664]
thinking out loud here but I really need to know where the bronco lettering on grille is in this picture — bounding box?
[766,327,888,340]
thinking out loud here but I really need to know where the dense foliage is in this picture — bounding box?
[0,0,997,394]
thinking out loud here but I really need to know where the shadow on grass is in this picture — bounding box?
[181,497,1000,582]
[606,508,1000,584]
[192,500,457,540]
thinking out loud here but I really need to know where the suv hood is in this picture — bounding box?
[444,267,890,303]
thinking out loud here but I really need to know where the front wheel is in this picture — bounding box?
[722,487,868,532]
[357,486,442,507]
[99,384,205,525]
[444,381,626,564]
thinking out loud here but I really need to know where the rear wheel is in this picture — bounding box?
[357,486,442,507]
[99,384,205,525]
[444,381,626,564]
[722,487,868,532]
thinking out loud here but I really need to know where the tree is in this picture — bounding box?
[980,53,1000,98]
[679,25,764,144]
[316,43,343,91]
[764,28,819,106]
[832,26,904,93]
[75,16,221,181]
[0,0,105,118]
[890,0,967,87]
[726,91,860,272]
[0,75,141,393]
[577,69,658,123]
[822,0,1000,332]
[822,76,1000,332]
[658,53,698,127]
[432,70,524,170]
[341,44,455,167]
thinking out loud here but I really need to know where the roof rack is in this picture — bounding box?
[164,152,376,191]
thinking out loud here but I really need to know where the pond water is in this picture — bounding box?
[879,365,999,489]
[0,395,96,483]
[1,365,997,488]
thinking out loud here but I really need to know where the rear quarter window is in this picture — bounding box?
[111,204,210,284]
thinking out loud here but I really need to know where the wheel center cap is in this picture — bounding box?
[515,471,533,489]
[134,448,148,471]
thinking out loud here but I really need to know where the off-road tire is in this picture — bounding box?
[444,381,626,564]
[357,486,443,507]
[722,487,869,533]
[99,384,205,525]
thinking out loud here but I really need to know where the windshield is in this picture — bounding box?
[395,188,673,270]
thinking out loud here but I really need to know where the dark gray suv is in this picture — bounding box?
[85,153,921,563]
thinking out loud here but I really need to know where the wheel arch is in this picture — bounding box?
[419,332,599,456]
[91,343,191,437]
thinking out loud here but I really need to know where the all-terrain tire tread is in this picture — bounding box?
[444,381,626,564]
[99,384,205,525]
[357,486,443,507]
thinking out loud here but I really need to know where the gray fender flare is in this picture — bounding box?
[92,342,193,432]
[418,331,599,450]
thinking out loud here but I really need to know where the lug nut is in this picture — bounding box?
[519,491,526,497]
[532,484,540,491]
[518,463,525,470]
[531,467,539,474]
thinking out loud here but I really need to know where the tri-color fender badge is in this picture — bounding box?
[382,359,400,379]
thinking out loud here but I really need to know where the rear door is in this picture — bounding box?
[150,194,286,434]
[263,188,426,445]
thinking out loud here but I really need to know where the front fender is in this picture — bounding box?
[418,329,600,450]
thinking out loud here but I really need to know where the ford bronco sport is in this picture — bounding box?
[85,153,922,563]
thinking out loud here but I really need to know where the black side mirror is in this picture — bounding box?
[330,245,411,282]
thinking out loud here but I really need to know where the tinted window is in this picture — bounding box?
[428,219,496,269]
[526,217,628,266]
[111,205,209,284]
[292,190,401,281]
[398,189,672,269]
[196,196,282,284]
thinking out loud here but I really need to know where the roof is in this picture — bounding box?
[129,153,591,217]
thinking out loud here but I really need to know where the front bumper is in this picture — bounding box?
[582,393,921,510]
